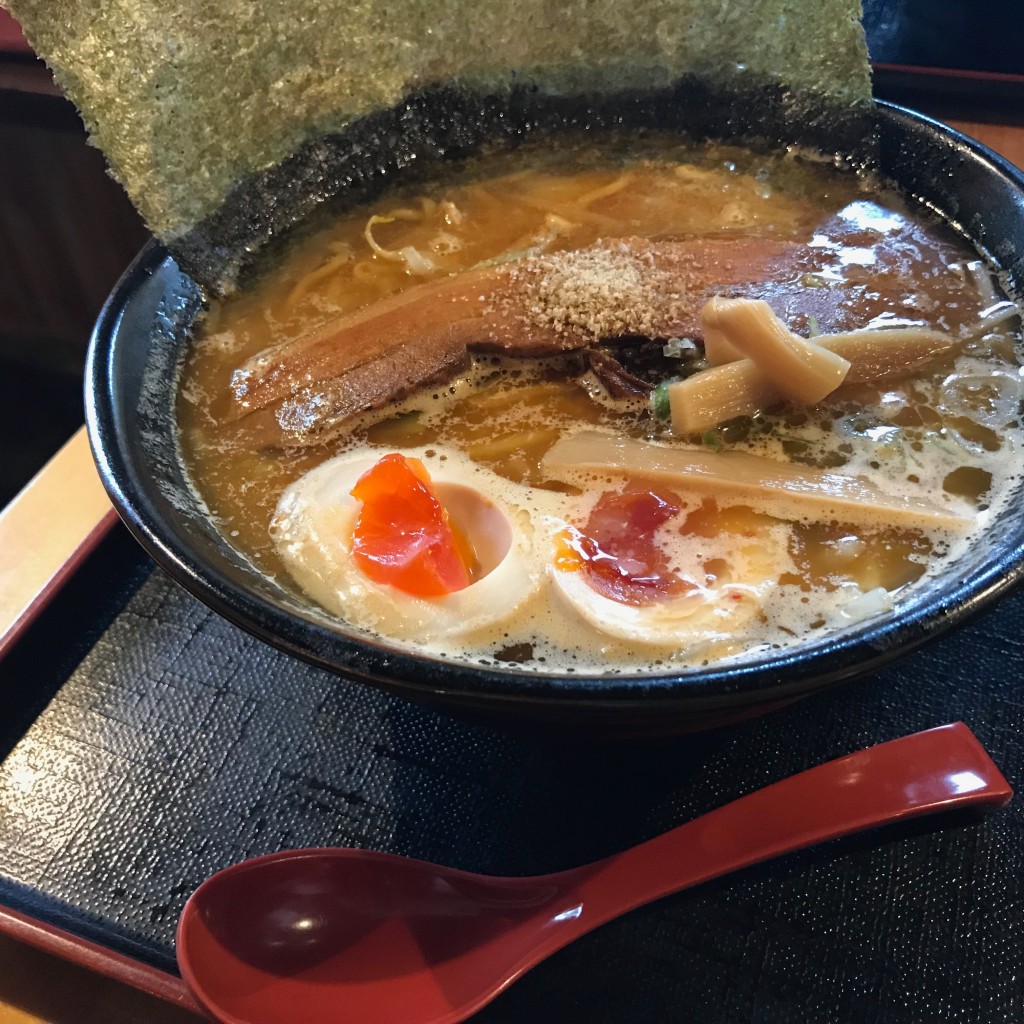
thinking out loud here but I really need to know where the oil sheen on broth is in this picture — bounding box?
[177,137,1024,673]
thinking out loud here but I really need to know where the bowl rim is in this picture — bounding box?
[84,99,1024,717]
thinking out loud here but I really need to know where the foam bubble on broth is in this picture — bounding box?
[175,136,1024,674]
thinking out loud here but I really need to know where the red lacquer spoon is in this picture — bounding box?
[176,723,1011,1024]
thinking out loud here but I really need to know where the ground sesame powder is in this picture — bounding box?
[505,241,691,341]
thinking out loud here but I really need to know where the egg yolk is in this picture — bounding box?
[351,453,475,597]
[555,483,696,606]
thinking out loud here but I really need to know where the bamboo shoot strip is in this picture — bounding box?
[668,328,957,435]
[700,297,851,403]
[541,431,973,530]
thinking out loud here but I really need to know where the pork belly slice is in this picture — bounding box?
[228,236,809,446]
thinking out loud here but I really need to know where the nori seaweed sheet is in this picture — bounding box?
[6,0,871,289]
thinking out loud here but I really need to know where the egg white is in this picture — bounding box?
[545,502,792,651]
[271,447,544,642]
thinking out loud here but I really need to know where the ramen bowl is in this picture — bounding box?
[85,95,1024,737]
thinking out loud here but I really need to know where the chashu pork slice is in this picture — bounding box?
[228,235,811,447]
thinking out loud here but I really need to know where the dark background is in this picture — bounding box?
[863,0,1023,75]
[0,15,148,508]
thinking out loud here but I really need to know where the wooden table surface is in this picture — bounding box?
[0,114,1022,1024]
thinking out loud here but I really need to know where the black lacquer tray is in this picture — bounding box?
[1,521,1023,1022]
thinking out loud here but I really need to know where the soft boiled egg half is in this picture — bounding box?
[271,447,546,645]
[272,443,792,666]
[544,485,793,656]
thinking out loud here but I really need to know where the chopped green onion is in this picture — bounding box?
[702,429,724,450]
[807,314,821,338]
[650,381,672,420]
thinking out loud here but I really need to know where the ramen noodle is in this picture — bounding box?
[177,136,1024,673]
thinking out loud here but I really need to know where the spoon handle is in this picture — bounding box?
[576,722,1011,928]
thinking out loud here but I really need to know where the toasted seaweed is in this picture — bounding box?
[7,0,871,290]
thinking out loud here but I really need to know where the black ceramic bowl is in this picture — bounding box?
[85,97,1024,737]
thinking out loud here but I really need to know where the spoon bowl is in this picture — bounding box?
[176,723,1011,1024]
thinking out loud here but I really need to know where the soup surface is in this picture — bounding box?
[178,135,1024,673]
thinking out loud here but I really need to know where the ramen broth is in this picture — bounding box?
[177,137,1024,671]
